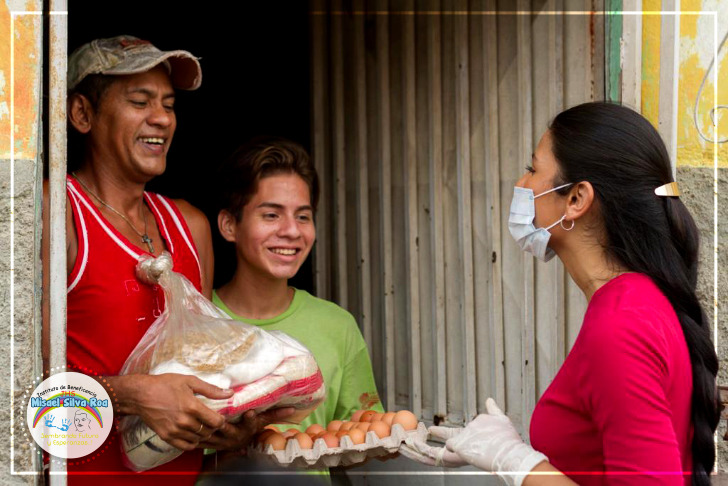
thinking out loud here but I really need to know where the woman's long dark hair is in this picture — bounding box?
[549,102,719,485]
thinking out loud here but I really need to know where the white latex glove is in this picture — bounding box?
[446,398,548,486]
[399,427,467,468]
[428,425,463,443]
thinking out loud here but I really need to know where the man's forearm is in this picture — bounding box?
[99,374,147,416]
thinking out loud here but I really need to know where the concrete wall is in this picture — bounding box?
[1,0,44,483]
[638,0,728,473]
[680,166,728,472]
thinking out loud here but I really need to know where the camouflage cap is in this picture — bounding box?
[68,35,202,91]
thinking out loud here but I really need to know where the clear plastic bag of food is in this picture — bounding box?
[119,252,326,471]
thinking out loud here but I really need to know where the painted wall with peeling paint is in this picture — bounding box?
[640,0,728,168]
[674,0,727,168]
[0,1,42,159]
[1,0,44,482]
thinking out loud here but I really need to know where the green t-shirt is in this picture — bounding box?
[212,288,384,432]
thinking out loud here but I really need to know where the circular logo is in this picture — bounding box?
[26,372,113,459]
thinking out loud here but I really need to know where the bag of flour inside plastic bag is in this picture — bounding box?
[119,252,326,471]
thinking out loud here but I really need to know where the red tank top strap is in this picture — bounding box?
[66,178,90,292]
[144,192,202,285]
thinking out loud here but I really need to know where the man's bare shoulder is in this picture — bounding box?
[171,198,214,297]
[171,199,210,234]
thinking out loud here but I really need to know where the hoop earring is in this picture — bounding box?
[560,219,575,231]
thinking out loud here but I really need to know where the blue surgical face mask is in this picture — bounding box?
[508,183,573,262]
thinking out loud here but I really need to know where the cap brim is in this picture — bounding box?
[102,50,202,90]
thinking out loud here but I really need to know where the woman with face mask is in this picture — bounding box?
[401,102,719,486]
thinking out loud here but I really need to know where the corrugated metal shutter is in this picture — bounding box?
[311,1,603,435]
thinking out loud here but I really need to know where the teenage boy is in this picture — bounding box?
[214,137,384,436]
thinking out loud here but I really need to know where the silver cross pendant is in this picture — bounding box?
[142,234,155,254]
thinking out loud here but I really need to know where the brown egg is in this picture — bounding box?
[371,412,384,422]
[350,409,366,422]
[306,424,325,436]
[348,428,366,445]
[355,422,371,432]
[327,420,343,432]
[282,428,299,439]
[392,410,418,431]
[293,432,314,449]
[360,410,377,422]
[264,425,281,432]
[340,421,356,431]
[381,412,396,425]
[335,430,349,439]
[263,433,287,451]
[256,429,277,445]
[320,432,340,448]
[368,420,391,439]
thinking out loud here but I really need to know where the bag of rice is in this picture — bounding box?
[120,252,325,471]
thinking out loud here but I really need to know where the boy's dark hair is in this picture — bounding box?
[218,137,319,219]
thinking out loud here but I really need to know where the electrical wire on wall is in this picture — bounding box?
[693,27,728,143]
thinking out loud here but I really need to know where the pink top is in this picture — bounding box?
[530,273,692,485]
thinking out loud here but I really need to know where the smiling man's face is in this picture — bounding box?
[86,65,176,182]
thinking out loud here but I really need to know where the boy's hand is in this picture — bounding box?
[198,407,296,451]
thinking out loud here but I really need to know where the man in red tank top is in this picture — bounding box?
[41,36,289,484]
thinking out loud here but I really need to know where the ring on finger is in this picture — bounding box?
[197,423,204,434]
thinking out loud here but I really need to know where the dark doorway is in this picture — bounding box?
[67,1,313,291]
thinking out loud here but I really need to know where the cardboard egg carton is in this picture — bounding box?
[249,422,427,468]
